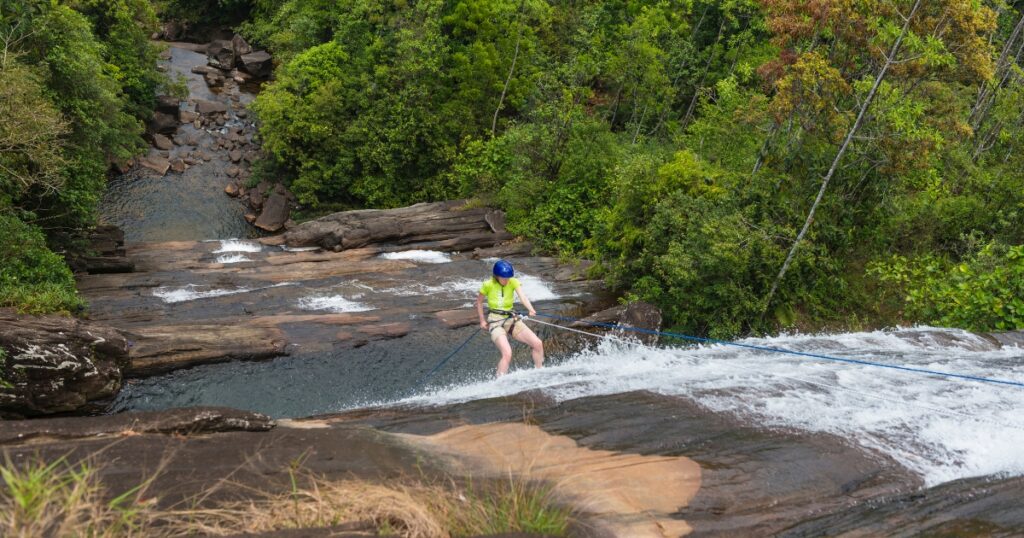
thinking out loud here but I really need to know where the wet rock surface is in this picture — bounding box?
[282,200,513,251]
[331,390,1024,536]
[0,310,129,417]
[75,232,610,378]
[0,406,272,443]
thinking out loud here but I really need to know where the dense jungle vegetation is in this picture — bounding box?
[4,0,1024,339]
[0,0,166,313]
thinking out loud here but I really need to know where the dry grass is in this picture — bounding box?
[0,453,160,537]
[0,454,572,538]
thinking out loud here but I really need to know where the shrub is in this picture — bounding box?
[0,213,84,315]
[870,242,1024,332]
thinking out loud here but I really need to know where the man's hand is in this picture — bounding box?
[528,309,537,317]
[479,320,488,330]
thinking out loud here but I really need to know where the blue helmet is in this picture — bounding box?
[493,260,514,278]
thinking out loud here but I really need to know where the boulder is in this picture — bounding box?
[617,302,663,345]
[195,98,228,115]
[248,188,264,210]
[155,95,180,115]
[148,111,178,134]
[230,34,252,62]
[229,149,243,162]
[284,200,512,252]
[179,109,198,123]
[484,209,507,233]
[207,39,236,69]
[226,165,241,178]
[254,188,290,232]
[152,133,174,151]
[205,70,225,86]
[239,50,273,78]
[169,158,187,173]
[190,65,219,75]
[138,154,170,175]
[225,181,241,197]
[0,310,129,417]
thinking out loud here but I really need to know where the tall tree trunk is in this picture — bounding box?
[680,18,726,129]
[492,32,522,137]
[970,11,1024,129]
[761,0,922,318]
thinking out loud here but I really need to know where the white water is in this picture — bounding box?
[388,327,1024,486]
[378,250,452,263]
[153,282,292,303]
[214,239,262,253]
[216,254,252,264]
[297,295,375,313]
[379,273,561,302]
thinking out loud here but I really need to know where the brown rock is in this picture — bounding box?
[244,213,257,224]
[254,190,290,232]
[283,200,509,252]
[225,181,241,197]
[139,154,170,175]
[484,209,507,233]
[152,133,173,150]
[0,310,129,417]
[226,166,241,178]
[169,158,187,173]
[240,50,273,78]
[231,34,252,60]
[230,149,243,163]
[248,188,265,210]
[0,407,274,444]
[155,94,180,114]
[148,111,178,134]
[207,39,236,69]
[195,98,228,115]
[179,110,198,123]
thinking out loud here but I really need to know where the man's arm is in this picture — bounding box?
[516,288,537,317]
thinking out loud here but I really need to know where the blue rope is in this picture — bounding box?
[534,312,1024,389]
[411,327,481,391]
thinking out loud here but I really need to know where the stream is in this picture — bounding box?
[93,43,1024,536]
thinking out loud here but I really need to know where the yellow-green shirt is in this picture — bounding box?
[479,277,520,311]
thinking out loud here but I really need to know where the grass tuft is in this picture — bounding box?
[0,455,573,537]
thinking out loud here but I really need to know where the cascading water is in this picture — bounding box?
[389,327,1024,487]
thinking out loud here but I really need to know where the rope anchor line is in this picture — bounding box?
[531,312,1024,390]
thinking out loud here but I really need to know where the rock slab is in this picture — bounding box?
[0,310,129,417]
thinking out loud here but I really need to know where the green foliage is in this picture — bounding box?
[1,0,150,230]
[72,0,164,118]
[870,243,1024,332]
[230,0,1024,337]
[0,213,84,315]
[446,479,571,536]
[591,149,795,337]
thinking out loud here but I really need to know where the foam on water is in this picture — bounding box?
[153,282,292,303]
[383,327,1024,486]
[216,254,251,264]
[214,239,262,253]
[378,250,452,263]
[281,246,320,252]
[297,295,375,313]
[380,273,561,301]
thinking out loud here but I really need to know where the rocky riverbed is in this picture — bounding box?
[4,36,1024,538]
